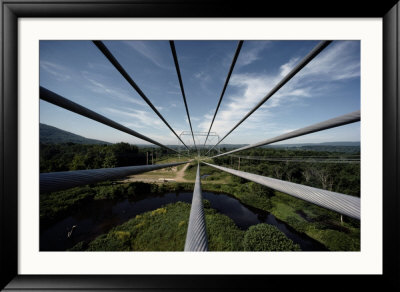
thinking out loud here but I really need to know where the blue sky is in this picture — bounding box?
[40,40,360,147]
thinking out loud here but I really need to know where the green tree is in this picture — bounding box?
[103,151,117,168]
[243,224,300,251]
[250,182,274,199]
[70,154,86,170]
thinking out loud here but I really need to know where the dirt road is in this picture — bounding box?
[120,162,192,183]
[175,162,190,182]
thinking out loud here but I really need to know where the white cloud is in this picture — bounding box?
[279,57,300,77]
[198,41,359,140]
[87,62,112,71]
[120,122,150,130]
[167,91,181,95]
[154,102,182,112]
[194,71,211,82]
[105,107,163,129]
[40,61,71,81]
[301,41,360,81]
[190,116,201,122]
[82,71,146,107]
[198,72,308,135]
[123,41,172,70]
[237,41,271,67]
[149,134,179,145]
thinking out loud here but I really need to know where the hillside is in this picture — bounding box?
[40,123,111,145]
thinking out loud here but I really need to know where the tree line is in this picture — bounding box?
[212,147,360,197]
[40,142,150,172]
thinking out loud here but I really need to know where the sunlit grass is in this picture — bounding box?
[70,201,246,251]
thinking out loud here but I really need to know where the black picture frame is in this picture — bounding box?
[1,0,399,290]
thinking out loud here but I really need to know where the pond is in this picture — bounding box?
[40,191,327,251]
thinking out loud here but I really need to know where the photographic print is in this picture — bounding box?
[39,40,361,252]
[2,0,400,289]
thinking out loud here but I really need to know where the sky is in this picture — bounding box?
[40,40,360,147]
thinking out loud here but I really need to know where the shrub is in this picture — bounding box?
[312,229,360,251]
[250,182,275,199]
[243,224,300,251]
[150,184,159,194]
[94,186,114,200]
[232,175,248,184]
[205,209,245,251]
[68,241,88,251]
[114,231,131,244]
[126,185,136,196]
[285,216,307,233]
[203,199,211,209]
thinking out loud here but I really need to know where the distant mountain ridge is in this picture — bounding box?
[40,123,111,145]
[195,141,360,149]
[266,141,360,147]
[40,123,359,151]
[197,142,360,153]
[263,142,360,153]
[134,141,360,148]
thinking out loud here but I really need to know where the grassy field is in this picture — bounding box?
[154,155,190,165]
[128,166,180,179]
[69,200,299,251]
[120,158,193,182]
[183,161,234,184]
[152,156,192,175]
